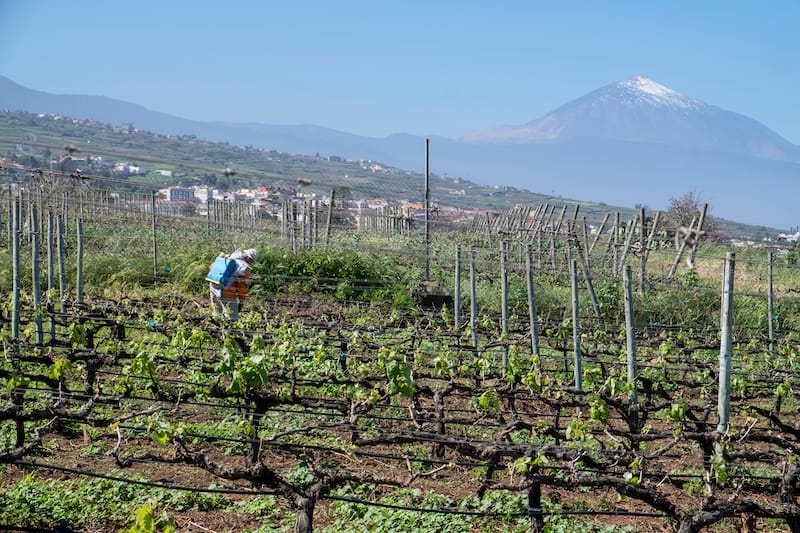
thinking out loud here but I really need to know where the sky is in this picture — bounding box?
[1,0,799,144]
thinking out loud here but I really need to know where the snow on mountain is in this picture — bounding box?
[614,75,704,109]
[460,75,800,163]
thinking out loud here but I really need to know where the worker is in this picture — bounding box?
[209,248,258,321]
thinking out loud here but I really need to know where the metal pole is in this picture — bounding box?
[424,138,430,280]
[717,252,735,434]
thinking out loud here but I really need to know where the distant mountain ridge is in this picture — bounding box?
[0,74,797,229]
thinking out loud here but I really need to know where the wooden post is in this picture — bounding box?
[768,250,775,354]
[639,207,646,292]
[76,218,84,305]
[326,189,335,246]
[31,203,43,344]
[57,215,66,311]
[151,191,158,285]
[454,246,461,330]
[617,216,637,275]
[668,215,697,279]
[589,212,609,257]
[687,203,708,268]
[717,252,735,434]
[570,258,582,399]
[611,212,620,271]
[525,245,541,358]
[623,265,638,409]
[11,197,20,340]
[573,233,605,329]
[47,210,55,340]
[470,248,478,351]
[501,241,509,377]
[11,196,23,447]
[550,205,567,270]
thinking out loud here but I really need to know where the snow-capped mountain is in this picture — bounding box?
[460,75,800,163]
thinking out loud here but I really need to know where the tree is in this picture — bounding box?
[666,190,719,241]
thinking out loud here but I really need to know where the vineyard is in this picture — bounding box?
[3,173,800,533]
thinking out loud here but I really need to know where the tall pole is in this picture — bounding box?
[76,218,84,305]
[623,265,638,409]
[717,252,735,434]
[500,241,509,376]
[424,138,430,280]
[31,203,42,344]
[470,248,478,351]
[12,197,20,340]
[454,246,461,330]
[525,245,540,358]
[768,250,775,354]
[570,258,582,397]
[151,190,158,285]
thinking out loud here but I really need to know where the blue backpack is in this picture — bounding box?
[205,254,237,287]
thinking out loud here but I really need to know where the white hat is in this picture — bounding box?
[244,248,258,262]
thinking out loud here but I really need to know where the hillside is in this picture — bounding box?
[0,110,779,240]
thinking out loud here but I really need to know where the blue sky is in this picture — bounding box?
[1,0,799,143]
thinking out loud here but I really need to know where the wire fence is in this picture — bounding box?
[2,167,800,532]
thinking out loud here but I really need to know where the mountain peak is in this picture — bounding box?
[612,75,703,109]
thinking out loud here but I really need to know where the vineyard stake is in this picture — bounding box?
[639,207,646,293]
[501,241,509,377]
[617,216,637,276]
[717,252,735,434]
[47,210,55,340]
[768,250,775,354]
[76,217,84,305]
[12,195,24,447]
[570,257,583,405]
[12,196,20,340]
[623,265,639,414]
[589,212,609,257]
[151,190,158,285]
[573,231,604,330]
[325,189,335,246]
[57,214,66,311]
[454,246,461,330]
[668,215,697,279]
[5,188,10,247]
[687,203,708,269]
[470,248,478,351]
[525,245,541,360]
[30,202,43,344]
[611,211,620,272]
[424,138,431,280]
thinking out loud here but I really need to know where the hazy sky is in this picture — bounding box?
[1,0,798,143]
